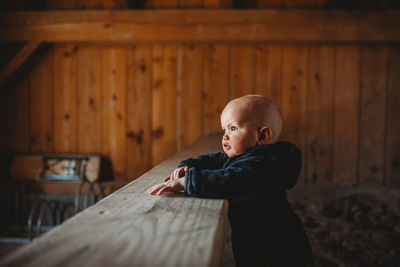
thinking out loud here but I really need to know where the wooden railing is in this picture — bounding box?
[0,134,230,267]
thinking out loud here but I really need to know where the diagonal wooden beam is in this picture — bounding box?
[0,41,41,87]
[0,10,399,43]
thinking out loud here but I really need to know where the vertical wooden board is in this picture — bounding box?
[102,46,126,180]
[231,45,255,99]
[152,45,177,166]
[103,0,129,9]
[283,0,325,7]
[333,45,360,185]
[53,44,78,153]
[78,0,103,9]
[77,45,102,154]
[146,0,178,8]
[5,78,29,153]
[180,0,203,7]
[358,46,387,184]
[45,0,79,9]
[257,0,284,8]
[204,0,232,8]
[126,45,152,180]
[306,45,335,184]
[179,44,203,149]
[203,44,229,135]
[255,44,283,109]
[281,45,308,183]
[29,49,53,153]
[385,46,400,186]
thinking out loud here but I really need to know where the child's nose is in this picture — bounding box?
[223,133,229,140]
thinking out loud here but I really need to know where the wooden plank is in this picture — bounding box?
[126,45,152,180]
[45,0,80,9]
[385,46,400,186]
[77,45,102,154]
[1,10,399,42]
[359,46,387,184]
[333,45,360,185]
[179,44,203,149]
[146,0,178,8]
[255,44,283,109]
[180,0,203,8]
[281,45,308,183]
[0,41,40,87]
[5,78,29,152]
[203,44,229,135]
[102,46,126,180]
[257,0,284,8]
[78,0,103,9]
[151,45,177,166]
[204,0,232,8]
[231,45,255,98]
[283,0,325,7]
[28,49,53,153]
[306,45,334,184]
[53,44,78,153]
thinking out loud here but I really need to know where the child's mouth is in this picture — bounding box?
[223,143,230,149]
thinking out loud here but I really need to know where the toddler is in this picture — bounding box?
[148,95,314,267]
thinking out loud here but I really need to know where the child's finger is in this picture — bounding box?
[147,183,164,195]
[156,185,171,196]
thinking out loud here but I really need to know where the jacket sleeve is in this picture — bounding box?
[178,152,227,170]
[184,156,279,202]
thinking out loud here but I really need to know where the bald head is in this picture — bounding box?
[222,95,282,143]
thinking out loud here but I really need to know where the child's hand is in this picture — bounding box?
[147,178,185,196]
[164,166,189,182]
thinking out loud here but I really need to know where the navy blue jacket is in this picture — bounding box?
[179,142,314,267]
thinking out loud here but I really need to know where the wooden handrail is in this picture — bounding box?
[0,10,399,42]
[0,134,229,267]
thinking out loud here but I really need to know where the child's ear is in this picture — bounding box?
[257,126,272,145]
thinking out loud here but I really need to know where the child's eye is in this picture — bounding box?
[230,126,237,131]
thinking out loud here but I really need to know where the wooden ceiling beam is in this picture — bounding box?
[0,41,41,87]
[0,10,399,42]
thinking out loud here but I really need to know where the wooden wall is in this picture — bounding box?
[0,0,399,187]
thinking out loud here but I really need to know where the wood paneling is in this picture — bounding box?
[306,45,334,184]
[5,78,29,152]
[101,46,126,180]
[2,10,400,42]
[333,45,360,185]
[281,45,308,183]
[77,45,102,154]
[231,45,255,98]
[385,47,400,186]
[255,44,283,108]
[179,44,203,149]
[28,49,53,153]
[126,45,152,180]
[359,46,387,184]
[203,44,229,135]
[53,44,78,153]
[151,44,177,166]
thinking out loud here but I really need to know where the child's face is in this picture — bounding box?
[220,102,259,157]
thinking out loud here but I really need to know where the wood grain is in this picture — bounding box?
[0,135,228,267]
[102,45,126,180]
[281,45,308,183]
[359,46,387,184]
[1,10,399,42]
[126,45,152,180]
[77,45,102,154]
[53,44,78,153]
[333,45,360,185]
[255,44,283,109]
[179,44,203,149]
[28,48,53,153]
[5,78,29,152]
[203,44,229,135]
[151,44,177,166]
[306,45,334,184]
[0,41,40,87]
[385,46,400,186]
[231,45,255,98]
